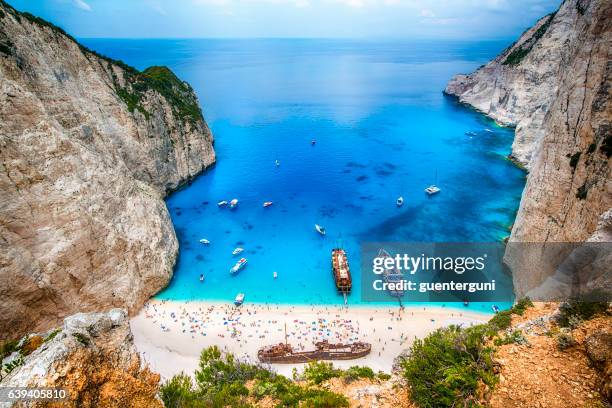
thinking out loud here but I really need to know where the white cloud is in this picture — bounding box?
[145,0,168,15]
[419,8,434,17]
[73,0,91,11]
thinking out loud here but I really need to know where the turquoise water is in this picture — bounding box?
[83,39,524,312]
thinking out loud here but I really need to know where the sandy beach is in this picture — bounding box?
[130,300,491,379]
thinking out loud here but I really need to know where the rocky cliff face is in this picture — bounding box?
[0,1,215,339]
[445,0,611,297]
[0,309,162,407]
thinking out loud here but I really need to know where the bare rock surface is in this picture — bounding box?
[445,0,611,297]
[0,1,215,339]
[0,309,162,408]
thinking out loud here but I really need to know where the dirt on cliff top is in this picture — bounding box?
[488,302,610,408]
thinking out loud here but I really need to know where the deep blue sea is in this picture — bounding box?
[82,39,525,312]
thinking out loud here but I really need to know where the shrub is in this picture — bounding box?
[161,347,348,407]
[510,298,533,316]
[555,330,576,351]
[342,366,376,383]
[494,330,529,346]
[489,311,512,331]
[556,299,608,328]
[568,152,581,169]
[401,324,496,407]
[72,332,89,346]
[576,183,588,199]
[302,361,343,385]
[44,329,61,343]
[160,374,202,408]
[0,339,18,361]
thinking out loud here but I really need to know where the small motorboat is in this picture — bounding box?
[263,201,273,208]
[230,198,238,209]
[217,200,228,207]
[425,185,441,195]
[311,139,316,145]
[273,271,278,279]
[232,247,244,256]
[275,160,280,167]
[396,196,404,207]
[492,304,500,313]
[199,238,210,245]
[199,274,205,282]
[315,224,326,236]
[230,258,248,275]
[234,293,245,306]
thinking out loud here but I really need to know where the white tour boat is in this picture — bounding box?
[230,258,248,275]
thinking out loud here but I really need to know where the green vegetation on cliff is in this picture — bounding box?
[0,0,202,125]
[400,298,534,408]
[503,13,555,66]
[160,346,349,408]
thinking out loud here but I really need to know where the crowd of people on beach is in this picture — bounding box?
[140,300,475,365]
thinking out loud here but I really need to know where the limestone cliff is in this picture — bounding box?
[445,0,611,296]
[0,1,215,339]
[0,309,162,407]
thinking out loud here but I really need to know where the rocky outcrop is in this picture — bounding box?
[445,0,611,297]
[0,309,162,407]
[0,1,215,339]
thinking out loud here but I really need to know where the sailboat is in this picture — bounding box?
[425,170,441,195]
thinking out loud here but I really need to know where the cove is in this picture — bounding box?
[81,39,525,312]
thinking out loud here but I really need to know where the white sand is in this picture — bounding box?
[130,300,490,379]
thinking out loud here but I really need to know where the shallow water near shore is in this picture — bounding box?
[83,39,524,312]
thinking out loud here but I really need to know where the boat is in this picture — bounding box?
[232,247,244,256]
[234,293,245,306]
[230,258,248,275]
[199,274,205,282]
[332,248,351,294]
[199,238,210,245]
[396,196,404,207]
[311,139,316,145]
[230,198,238,209]
[492,304,500,313]
[275,160,280,167]
[425,185,441,195]
[315,224,326,236]
[217,200,228,207]
[273,271,278,279]
[377,249,404,299]
[258,340,370,363]
[465,131,477,136]
[463,300,469,306]
[263,201,273,208]
[425,170,441,195]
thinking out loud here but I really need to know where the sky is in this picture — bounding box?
[7,0,561,39]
